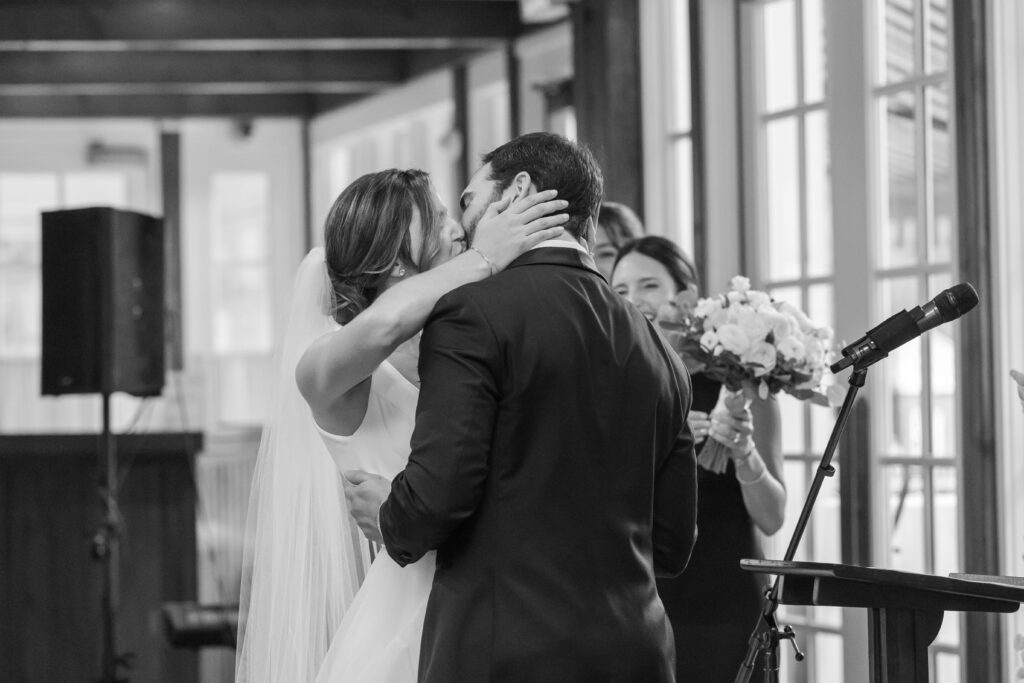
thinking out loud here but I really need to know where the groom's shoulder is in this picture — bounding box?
[426,277,496,323]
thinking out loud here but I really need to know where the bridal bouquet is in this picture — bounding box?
[657,275,839,472]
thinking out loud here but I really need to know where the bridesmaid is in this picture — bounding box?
[612,235,786,683]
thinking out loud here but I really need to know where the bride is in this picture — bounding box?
[234,168,568,683]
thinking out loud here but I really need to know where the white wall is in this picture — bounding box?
[309,70,457,240]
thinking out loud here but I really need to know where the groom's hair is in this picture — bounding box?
[481,133,603,240]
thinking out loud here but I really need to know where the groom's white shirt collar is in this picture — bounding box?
[530,239,590,255]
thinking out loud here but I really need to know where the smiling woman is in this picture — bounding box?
[611,235,699,320]
[611,233,785,683]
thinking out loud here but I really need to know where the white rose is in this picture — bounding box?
[704,308,731,331]
[727,291,744,304]
[699,330,719,351]
[742,341,778,376]
[730,275,752,292]
[760,310,795,341]
[746,290,772,309]
[803,337,825,364]
[779,301,815,332]
[732,305,770,342]
[716,324,752,356]
[776,336,806,362]
[694,297,722,318]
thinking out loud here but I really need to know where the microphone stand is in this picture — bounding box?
[734,366,868,683]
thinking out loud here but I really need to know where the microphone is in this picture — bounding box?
[830,282,979,373]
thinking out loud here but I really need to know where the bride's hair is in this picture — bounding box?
[323,168,441,324]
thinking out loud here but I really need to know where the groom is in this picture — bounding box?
[346,132,698,682]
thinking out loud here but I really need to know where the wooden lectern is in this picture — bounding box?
[741,560,1024,682]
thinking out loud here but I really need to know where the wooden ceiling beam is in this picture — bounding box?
[0,2,523,47]
[0,50,410,88]
[0,93,365,118]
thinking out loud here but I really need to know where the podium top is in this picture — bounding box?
[742,559,1024,606]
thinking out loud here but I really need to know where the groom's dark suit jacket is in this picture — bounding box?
[380,247,698,683]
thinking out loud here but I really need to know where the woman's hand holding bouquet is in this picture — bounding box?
[656,275,842,472]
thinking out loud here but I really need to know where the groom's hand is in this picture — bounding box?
[343,470,391,545]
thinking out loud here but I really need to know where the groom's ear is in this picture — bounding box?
[510,171,534,201]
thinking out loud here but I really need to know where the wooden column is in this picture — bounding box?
[952,0,1002,681]
[160,128,183,371]
[571,0,644,216]
[505,42,521,138]
[453,64,470,192]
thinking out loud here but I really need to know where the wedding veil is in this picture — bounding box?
[235,247,369,682]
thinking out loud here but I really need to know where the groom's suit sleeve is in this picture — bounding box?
[379,291,499,567]
[651,365,698,578]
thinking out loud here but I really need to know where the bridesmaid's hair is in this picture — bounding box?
[614,235,700,293]
[598,201,643,247]
[322,169,440,325]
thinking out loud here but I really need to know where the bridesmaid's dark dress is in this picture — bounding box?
[657,373,767,682]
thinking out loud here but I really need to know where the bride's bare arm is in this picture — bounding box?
[296,190,568,433]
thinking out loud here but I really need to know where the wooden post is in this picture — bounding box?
[952,0,1002,680]
[571,0,644,217]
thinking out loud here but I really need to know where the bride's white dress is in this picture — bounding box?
[313,360,433,683]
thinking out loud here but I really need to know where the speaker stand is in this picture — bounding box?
[93,391,132,682]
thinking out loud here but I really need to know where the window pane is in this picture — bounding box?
[670,0,692,132]
[880,0,918,84]
[779,393,807,454]
[805,110,832,278]
[672,137,694,252]
[770,285,803,312]
[0,265,40,358]
[765,117,801,280]
[0,173,57,263]
[878,277,924,456]
[883,464,927,572]
[814,632,845,683]
[803,0,826,103]
[933,651,960,683]
[926,0,949,74]
[811,469,842,565]
[928,272,956,456]
[781,459,810,562]
[763,0,798,112]
[879,91,919,268]
[932,466,959,579]
[807,283,835,449]
[64,171,128,209]
[928,85,953,264]
[211,173,269,262]
[212,266,272,354]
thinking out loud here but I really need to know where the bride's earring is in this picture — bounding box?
[392,263,407,278]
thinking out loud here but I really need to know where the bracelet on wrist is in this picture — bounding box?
[734,449,768,485]
[469,246,498,276]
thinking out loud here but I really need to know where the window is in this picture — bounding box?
[641,0,695,251]
[872,0,960,676]
[740,1,843,679]
[736,0,962,680]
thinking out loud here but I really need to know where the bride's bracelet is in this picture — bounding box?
[469,246,498,276]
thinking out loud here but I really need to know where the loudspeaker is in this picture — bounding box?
[41,207,165,397]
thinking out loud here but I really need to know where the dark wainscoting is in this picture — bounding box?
[0,433,201,683]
